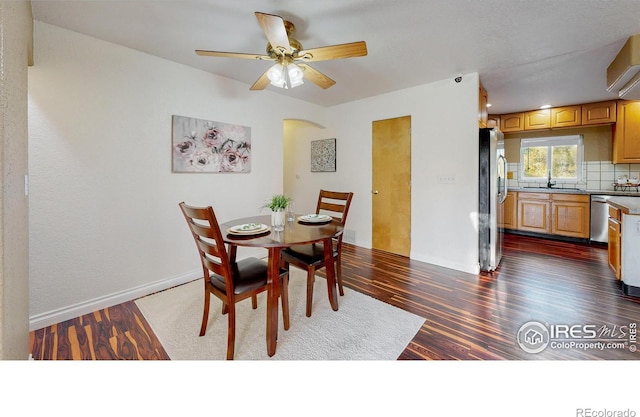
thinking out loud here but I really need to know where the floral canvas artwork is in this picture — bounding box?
[310,138,336,172]
[172,115,251,173]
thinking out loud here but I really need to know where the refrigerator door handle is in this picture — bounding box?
[497,155,508,204]
[502,156,508,202]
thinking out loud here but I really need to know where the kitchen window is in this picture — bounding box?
[520,135,583,182]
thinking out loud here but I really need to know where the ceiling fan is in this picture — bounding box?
[195,11,368,90]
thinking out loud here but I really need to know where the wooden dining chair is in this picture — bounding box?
[280,190,353,317]
[179,202,290,360]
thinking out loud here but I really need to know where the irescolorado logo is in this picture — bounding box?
[517,321,550,353]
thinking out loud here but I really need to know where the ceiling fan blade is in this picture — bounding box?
[255,12,292,55]
[297,41,367,62]
[298,63,336,89]
[250,69,271,91]
[195,50,273,61]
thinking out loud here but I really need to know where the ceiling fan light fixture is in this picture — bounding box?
[287,63,304,88]
[266,62,304,89]
[267,63,286,87]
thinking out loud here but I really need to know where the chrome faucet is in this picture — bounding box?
[547,171,556,188]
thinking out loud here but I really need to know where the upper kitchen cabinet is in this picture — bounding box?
[487,115,500,129]
[495,100,617,132]
[582,100,617,125]
[551,105,582,128]
[500,112,525,132]
[613,100,640,163]
[524,109,551,130]
[479,84,488,128]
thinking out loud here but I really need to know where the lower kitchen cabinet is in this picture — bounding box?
[608,206,622,280]
[510,192,590,239]
[500,192,517,230]
[550,194,590,238]
[517,193,551,233]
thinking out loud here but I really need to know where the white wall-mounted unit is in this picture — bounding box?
[607,34,640,99]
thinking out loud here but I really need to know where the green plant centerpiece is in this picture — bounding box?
[262,194,291,231]
[261,194,291,211]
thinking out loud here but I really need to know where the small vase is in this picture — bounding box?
[271,209,285,231]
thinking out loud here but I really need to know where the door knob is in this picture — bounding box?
[372,190,379,194]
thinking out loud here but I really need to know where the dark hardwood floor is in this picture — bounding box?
[29,234,640,360]
[350,235,639,360]
[29,299,170,360]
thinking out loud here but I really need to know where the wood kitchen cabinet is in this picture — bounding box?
[524,109,551,130]
[495,100,616,132]
[612,100,640,163]
[501,192,517,230]
[487,114,500,129]
[517,192,551,233]
[514,192,590,238]
[550,194,590,238]
[608,205,622,279]
[500,112,525,132]
[551,105,582,128]
[479,84,488,128]
[582,100,617,125]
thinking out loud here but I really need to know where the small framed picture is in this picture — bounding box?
[310,138,336,172]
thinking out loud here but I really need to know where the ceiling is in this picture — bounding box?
[30,0,640,114]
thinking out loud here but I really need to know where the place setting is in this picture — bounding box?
[297,214,333,225]
[226,222,271,237]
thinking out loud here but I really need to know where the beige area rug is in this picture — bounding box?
[135,268,425,360]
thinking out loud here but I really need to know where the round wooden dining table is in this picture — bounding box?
[219,214,344,357]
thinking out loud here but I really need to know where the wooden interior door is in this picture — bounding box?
[372,115,411,256]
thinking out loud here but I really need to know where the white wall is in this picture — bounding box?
[0,1,31,359]
[27,22,324,329]
[285,75,481,274]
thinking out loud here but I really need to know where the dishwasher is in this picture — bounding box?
[590,195,612,243]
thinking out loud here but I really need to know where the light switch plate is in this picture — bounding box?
[437,175,456,184]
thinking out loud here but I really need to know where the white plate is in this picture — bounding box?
[227,223,269,235]
[298,214,332,223]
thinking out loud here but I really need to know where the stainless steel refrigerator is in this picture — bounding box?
[479,127,507,272]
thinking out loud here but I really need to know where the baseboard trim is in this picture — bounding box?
[504,229,589,244]
[623,283,640,298]
[410,251,479,275]
[29,270,201,331]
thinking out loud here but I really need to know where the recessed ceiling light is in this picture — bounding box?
[540,104,551,109]
[487,103,492,107]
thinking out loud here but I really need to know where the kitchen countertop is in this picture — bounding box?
[509,187,640,197]
[608,197,640,215]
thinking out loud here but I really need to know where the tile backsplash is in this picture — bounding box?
[507,161,640,191]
